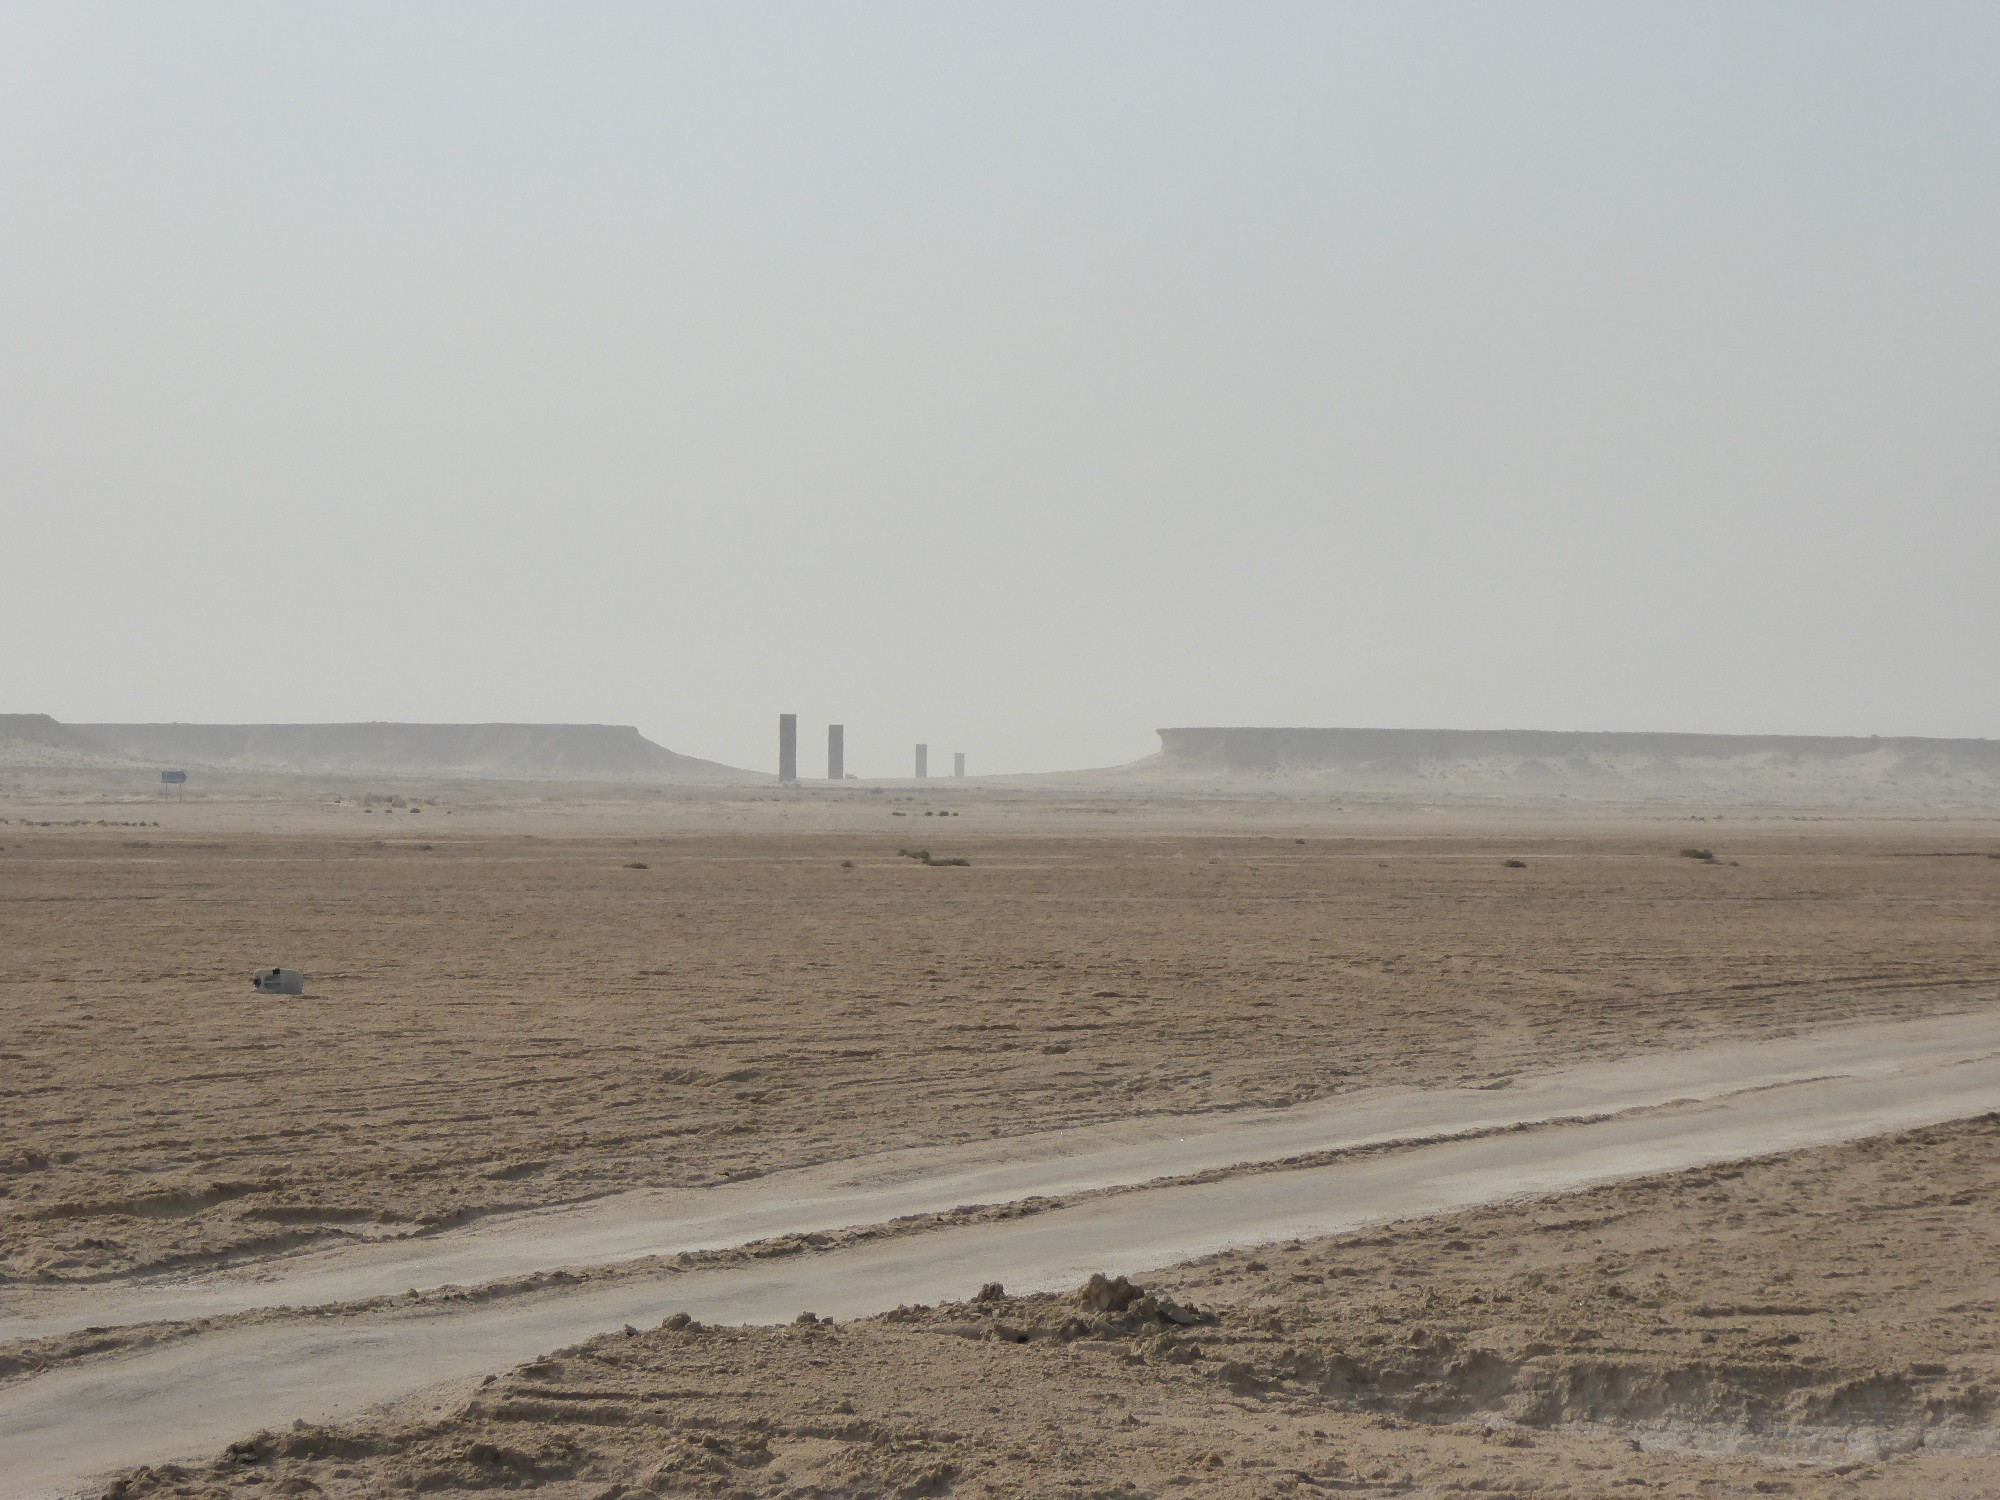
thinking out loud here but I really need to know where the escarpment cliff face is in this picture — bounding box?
[0,714,133,770]
[1143,727,2000,806]
[0,714,108,753]
[73,722,753,782]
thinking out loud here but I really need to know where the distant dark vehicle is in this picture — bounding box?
[160,770,187,784]
[252,967,305,995]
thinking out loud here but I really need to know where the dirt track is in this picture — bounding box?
[5,1012,2000,1498]
[64,1111,2000,1500]
[4,799,1996,1283]
[8,1008,1996,1345]
[4,792,2000,1497]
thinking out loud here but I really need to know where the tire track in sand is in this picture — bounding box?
[4,1012,2000,1497]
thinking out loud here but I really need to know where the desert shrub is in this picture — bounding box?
[1679,848,1717,862]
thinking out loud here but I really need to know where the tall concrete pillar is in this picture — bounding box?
[827,724,844,781]
[915,743,928,778]
[778,713,797,784]
[953,752,965,778]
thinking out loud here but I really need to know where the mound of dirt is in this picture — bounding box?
[74,722,752,783]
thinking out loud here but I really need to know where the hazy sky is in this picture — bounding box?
[4,3,1995,774]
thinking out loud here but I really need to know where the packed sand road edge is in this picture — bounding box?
[6,1007,2000,1346]
[6,1039,2000,1499]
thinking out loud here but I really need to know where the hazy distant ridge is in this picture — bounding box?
[1145,726,2000,806]
[0,714,112,754]
[74,722,751,782]
[0,713,136,770]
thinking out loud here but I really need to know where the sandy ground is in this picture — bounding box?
[11,1008,1996,1345]
[7,1013,1995,1499]
[5,787,2000,1497]
[89,1112,2000,1499]
[3,794,1996,1285]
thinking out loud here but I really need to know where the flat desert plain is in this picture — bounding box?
[2,787,1999,1496]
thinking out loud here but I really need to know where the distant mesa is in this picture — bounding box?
[75,722,751,782]
[0,713,132,770]
[10,713,2000,805]
[0,713,110,754]
[3,718,752,782]
[1136,726,2000,806]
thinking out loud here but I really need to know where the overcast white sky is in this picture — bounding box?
[3,3,1995,775]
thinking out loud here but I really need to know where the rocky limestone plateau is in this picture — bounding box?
[9,714,2000,803]
[0,718,748,783]
[1139,725,2000,806]
[0,714,145,773]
